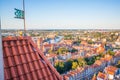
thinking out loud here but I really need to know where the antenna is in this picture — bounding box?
[23,0,26,35]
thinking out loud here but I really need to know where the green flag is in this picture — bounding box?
[14,8,24,19]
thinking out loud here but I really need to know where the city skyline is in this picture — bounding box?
[1,0,120,29]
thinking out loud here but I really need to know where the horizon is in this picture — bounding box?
[1,0,120,29]
[1,28,120,31]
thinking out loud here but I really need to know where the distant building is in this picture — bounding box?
[97,72,107,80]
[104,66,118,80]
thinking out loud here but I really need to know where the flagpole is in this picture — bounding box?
[0,18,4,80]
[23,0,26,35]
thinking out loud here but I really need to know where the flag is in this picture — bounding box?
[14,8,24,19]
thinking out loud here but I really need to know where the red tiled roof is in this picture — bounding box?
[3,37,62,80]
[94,60,102,66]
[105,66,118,75]
[97,72,107,79]
[43,44,52,47]
[104,54,112,61]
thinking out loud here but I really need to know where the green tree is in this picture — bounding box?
[65,59,73,71]
[73,40,81,46]
[85,57,95,65]
[99,53,105,57]
[116,60,120,68]
[72,62,78,70]
[57,47,68,54]
[48,49,52,53]
[70,48,78,53]
[88,40,94,44]
[94,32,101,38]
[95,56,100,60]
[116,64,120,68]
[77,58,86,67]
[84,57,89,62]
[107,49,115,56]
[54,61,65,74]
[64,35,73,40]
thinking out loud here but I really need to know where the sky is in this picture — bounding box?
[1,0,120,29]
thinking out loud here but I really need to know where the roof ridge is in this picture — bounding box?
[2,36,31,41]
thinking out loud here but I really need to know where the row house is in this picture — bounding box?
[46,53,58,65]
[83,60,106,80]
[80,41,88,46]
[59,40,73,46]
[104,54,113,66]
[84,66,95,79]
[32,37,43,50]
[104,66,119,80]
[95,45,105,54]
[113,50,120,64]
[51,44,59,50]
[63,67,84,80]
[97,72,107,80]
[67,65,98,80]
[95,66,120,80]
[78,50,86,57]
[93,42,102,48]
[58,52,71,60]
[77,63,104,80]
[94,60,106,72]
[43,44,53,53]
[63,57,108,80]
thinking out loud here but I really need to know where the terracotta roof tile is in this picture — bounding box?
[21,75,27,80]
[4,58,9,68]
[10,67,19,78]
[8,57,16,67]
[17,65,24,75]
[3,37,62,80]
[20,55,27,63]
[23,64,30,73]
[14,56,22,65]
[4,68,11,79]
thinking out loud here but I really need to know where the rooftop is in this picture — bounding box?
[3,36,62,80]
[97,72,107,79]
[105,66,118,75]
